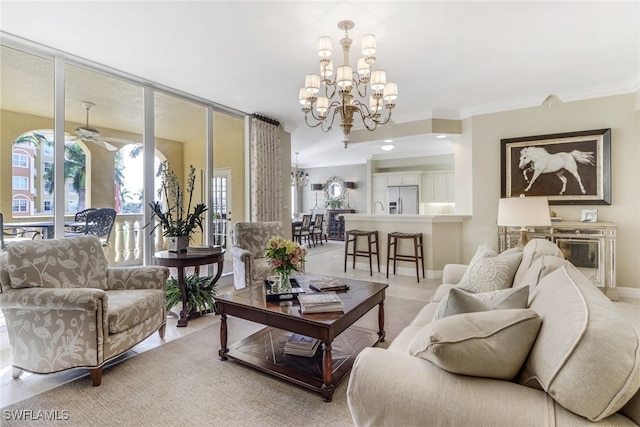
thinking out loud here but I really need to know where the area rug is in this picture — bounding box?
[1,295,426,427]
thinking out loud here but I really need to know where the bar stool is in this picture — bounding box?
[344,230,380,276]
[386,232,425,283]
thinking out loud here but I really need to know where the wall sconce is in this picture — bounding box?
[345,181,356,208]
[311,183,324,209]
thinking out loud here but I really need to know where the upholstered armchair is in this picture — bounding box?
[230,221,306,290]
[0,235,169,386]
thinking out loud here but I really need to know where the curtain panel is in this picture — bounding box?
[250,116,282,222]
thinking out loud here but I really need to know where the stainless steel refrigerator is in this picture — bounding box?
[387,185,419,214]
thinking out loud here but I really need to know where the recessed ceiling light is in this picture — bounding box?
[436,134,447,139]
[381,144,394,151]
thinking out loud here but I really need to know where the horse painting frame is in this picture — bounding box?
[501,129,611,205]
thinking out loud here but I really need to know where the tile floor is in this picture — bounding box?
[1,240,638,408]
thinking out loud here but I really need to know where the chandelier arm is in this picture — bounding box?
[352,73,369,99]
[353,103,384,131]
[321,80,337,100]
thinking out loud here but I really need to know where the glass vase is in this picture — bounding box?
[279,270,292,293]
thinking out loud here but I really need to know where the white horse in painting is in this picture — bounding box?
[519,146,595,195]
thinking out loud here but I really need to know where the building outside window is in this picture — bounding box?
[12,199,28,212]
[44,200,53,211]
[12,153,28,168]
[44,161,52,173]
[12,176,28,190]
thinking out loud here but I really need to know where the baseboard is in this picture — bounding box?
[616,286,640,299]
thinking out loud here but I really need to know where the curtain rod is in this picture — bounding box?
[252,114,280,126]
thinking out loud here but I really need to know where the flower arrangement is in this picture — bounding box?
[265,236,305,282]
[146,161,207,239]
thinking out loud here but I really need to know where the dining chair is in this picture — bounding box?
[66,208,117,247]
[0,212,41,250]
[293,214,313,246]
[311,214,325,246]
[70,207,99,233]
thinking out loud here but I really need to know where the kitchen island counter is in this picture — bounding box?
[342,214,469,278]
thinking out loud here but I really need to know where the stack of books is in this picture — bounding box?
[186,245,222,254]
[284,333,321,357]
[308,277,349,293]
[297,292,345,314]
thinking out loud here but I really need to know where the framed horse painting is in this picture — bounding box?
[501,128,611,205]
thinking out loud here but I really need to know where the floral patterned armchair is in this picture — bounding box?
[230,221,306,290]
[0,235,169,386]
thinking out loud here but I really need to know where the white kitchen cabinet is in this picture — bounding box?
[421,171,454,203]
[387,173,419,186]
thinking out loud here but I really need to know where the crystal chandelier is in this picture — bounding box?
[291,152,309,187]
[299,20,398,148]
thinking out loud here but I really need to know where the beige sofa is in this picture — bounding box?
[347,239,640,426]
[0,235,169,386]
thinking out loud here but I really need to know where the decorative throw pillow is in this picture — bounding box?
[409,309,542,380]
[433,286,530,320]
[457,246,523,293]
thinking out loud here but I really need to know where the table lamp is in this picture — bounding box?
[311,184,324,210]
[345,181,356,208]
[497,195,551,247]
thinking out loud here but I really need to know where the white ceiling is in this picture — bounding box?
[1,1,638,168]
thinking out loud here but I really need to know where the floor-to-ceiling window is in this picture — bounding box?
[1,37,247,268]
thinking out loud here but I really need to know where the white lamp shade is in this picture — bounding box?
[370,70,386,91]
[361,34,377,56]
[316,96,329,115]
[336,65,353,87]
[320,60,333,78]
[497,196,551,228]
[383,82,398,101]
[304,74,320,93]
[317,36,332,57]
[357,57,370,76]
[299,88,310,105]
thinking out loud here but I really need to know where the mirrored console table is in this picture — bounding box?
[498,221,618,301]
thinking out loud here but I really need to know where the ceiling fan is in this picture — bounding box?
[74,101,132,151]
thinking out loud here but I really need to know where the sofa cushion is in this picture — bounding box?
[5,236,108,290]
[434,286,529,320]
[107,289,165,334]
[409,309,542,380]
[517,255,569,299]
[457,246,522,293]
[519,264,640,421]
[512,238,564,288]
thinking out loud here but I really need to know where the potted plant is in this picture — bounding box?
[165,274,218,315]
[146,161,207,252]
[325,198,343,209]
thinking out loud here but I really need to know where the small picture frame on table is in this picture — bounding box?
[581,209,598,222]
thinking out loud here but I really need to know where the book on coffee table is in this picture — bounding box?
[308,277,349,293]
[284,333,321,357]
[297,292,345,314]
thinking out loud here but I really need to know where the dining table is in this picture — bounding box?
[3,220,85,239]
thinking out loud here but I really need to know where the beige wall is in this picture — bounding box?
[457,93,639,288]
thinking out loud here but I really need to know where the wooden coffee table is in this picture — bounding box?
[215,275,387,402]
